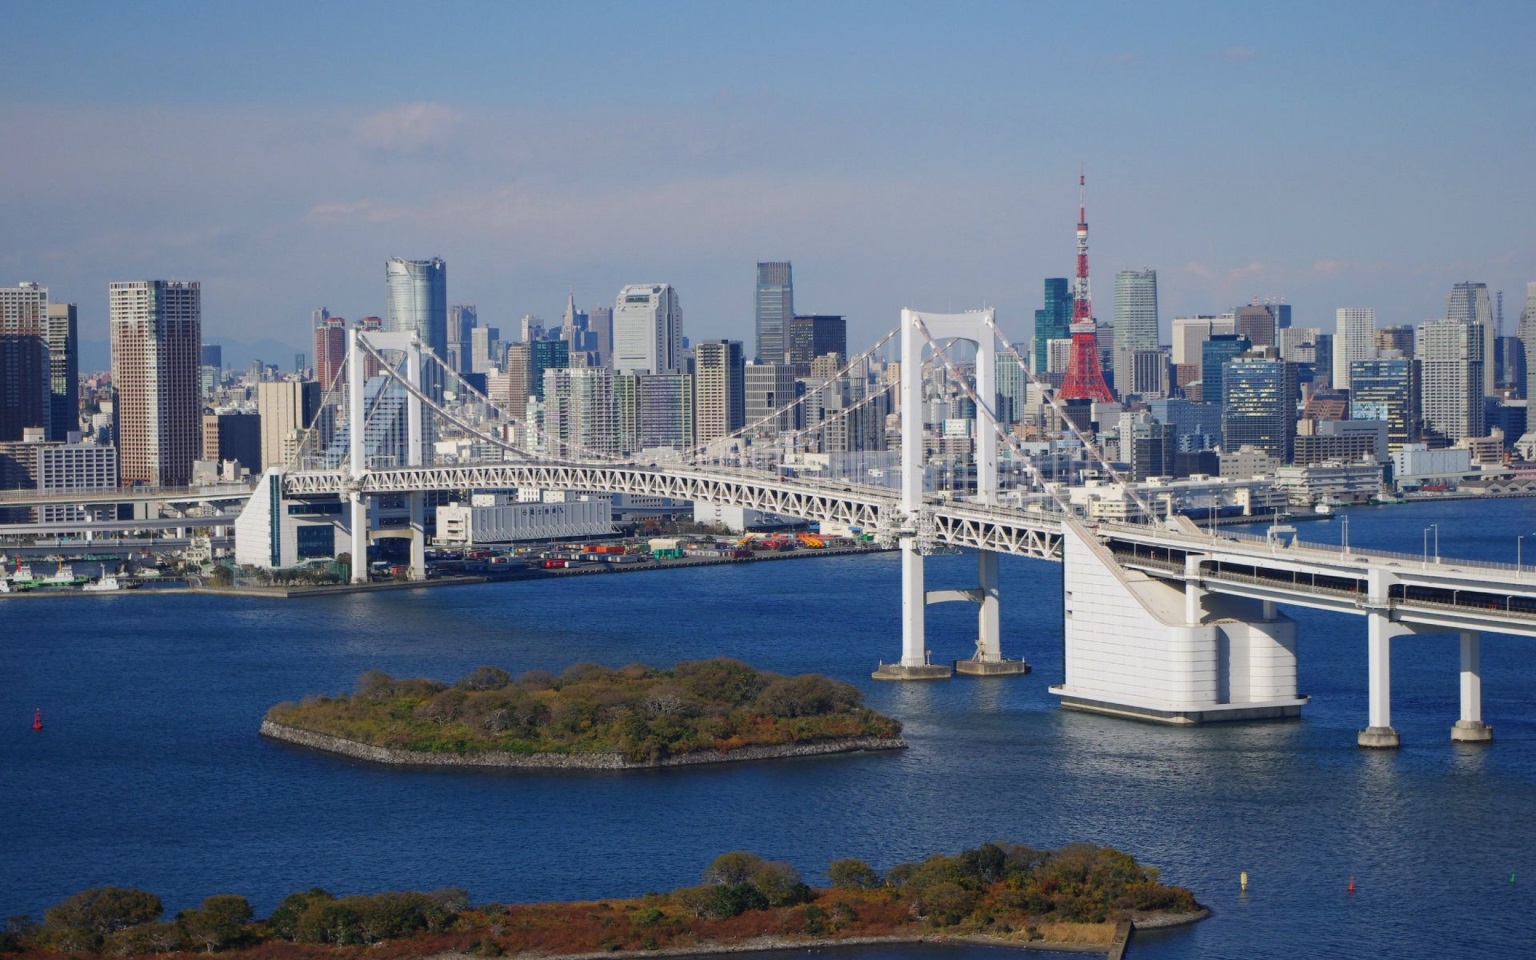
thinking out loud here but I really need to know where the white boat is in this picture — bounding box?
[42,564,83,585]
[0,579,10,594]
[83,576,123,592]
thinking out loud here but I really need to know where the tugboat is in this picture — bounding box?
[82,575,124,592]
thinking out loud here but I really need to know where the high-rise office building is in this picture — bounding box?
[1418,318,1486,442]
[447,303,477,373]
[1348,358,1419,449]
[201,411,262,472]
[469,326,501,375]
[384,257,448,361]
[1201,334,1251,408]
[542,367,616,458]
[995,348,1028,425]
[314,314,347,389]
[1033,278,1073,374]
[1221,355,1298,462]
[110,280,202,486]
[754,262,793,364]
[0,283,52,442]
[1332,308,1376,391]
[1445,281,1495,397]
[531,340,570,399]
[1235,305,1277,350]
[787,315,847,371]
[1278,327,1323,364]
[745,363,799,435]
[589,305,614,367]
[639,374,694,450]
[1170,315,1234,366]
[1112,269,1158,398]
[1375,325,1415,359]
[492,342,534,417]
[256,380,323,471]
[1517,284,1536,455]
[43,302,77,441]
[613,283,682,375]
[693,340,746,445]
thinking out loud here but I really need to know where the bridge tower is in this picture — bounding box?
[344,326,429,583]
[873,308,1029,680]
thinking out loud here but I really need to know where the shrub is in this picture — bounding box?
[43,886,163,952]
[265,888,332,940]
[702,852,764,886]
[828,858,882,890]
[457,666,513,691]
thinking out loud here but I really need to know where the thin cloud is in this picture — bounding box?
[354,102,464,153]
[1222,46,1258,60]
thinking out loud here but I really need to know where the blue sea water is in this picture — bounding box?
[2,497,1535,959]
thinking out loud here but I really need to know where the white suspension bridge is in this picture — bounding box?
[229,308,1536,749]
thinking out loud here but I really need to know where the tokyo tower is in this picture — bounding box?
[1057,171,1115,402]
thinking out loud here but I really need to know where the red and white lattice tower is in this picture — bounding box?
[1058,170,1115,402]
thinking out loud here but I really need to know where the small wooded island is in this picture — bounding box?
[261,658,904,768]
[8,843,1205,958]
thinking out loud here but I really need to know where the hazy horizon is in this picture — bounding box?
[4,1,1532,358]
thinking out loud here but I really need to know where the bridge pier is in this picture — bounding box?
[954,550,1029,676]
[1451,630,1493,743]
[872,537,951,680]
[1051,520,1306,724]
[1358,610,1403,748]
[348,492,368,583]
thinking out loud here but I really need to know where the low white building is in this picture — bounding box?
[436,492,612,544]
[692,501,778,533]
[1391,444,1477,487]
[1273,460,1384,507]
[234,468,354,569]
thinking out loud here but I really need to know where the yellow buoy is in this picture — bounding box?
[1240,871,1249,892]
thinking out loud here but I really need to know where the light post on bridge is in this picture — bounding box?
[1520,533,1534,576]
[1423,524,1439,567]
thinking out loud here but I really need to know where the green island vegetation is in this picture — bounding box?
[2,842,1203,959]
[264,658,903,764]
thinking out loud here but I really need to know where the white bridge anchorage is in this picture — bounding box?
[238,310,1536,749]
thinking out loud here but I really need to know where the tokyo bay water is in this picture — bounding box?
[4,497,1536,959]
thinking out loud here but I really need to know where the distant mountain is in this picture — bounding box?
[78,337,309,374]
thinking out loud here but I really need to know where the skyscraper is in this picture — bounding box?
[1331,308,1376,391]
[786,315,847,371]
[639,374,694,450]
[1445,281,1495,397]
[384,257,448,361]
[1033,278,1073,375]
[613,283,682,375]
[1349,358,1419,449]
[1516,283,1536,457]
[542,367,617,458]
[314,314,347,389]
[745,362,799,435]
[44,302,78,441]
[1418,318,1485,443]
[256,380,323,471]
[589,305,614,367]
[530,339,570,400]
[693,340,746,445]
[1200,334,1250,408]
[1112,269,1158,397]
[1221,355,1298,462]
[754,262,793,364]
[1234,305,1277,350]
[447,303,477,373]
[0,282,52,442]
[109,280,202,486]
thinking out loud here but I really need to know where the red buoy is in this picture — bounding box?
[1347,877,1355,894]
[32,708,42,732]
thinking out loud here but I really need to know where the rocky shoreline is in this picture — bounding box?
[259,720,905,769]
[425,912,1211,960]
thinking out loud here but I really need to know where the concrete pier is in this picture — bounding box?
[1451,630,1493,743]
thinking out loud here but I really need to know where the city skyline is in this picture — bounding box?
[1,2,1532,359]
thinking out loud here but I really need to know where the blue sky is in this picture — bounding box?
[3,1,1532,361]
